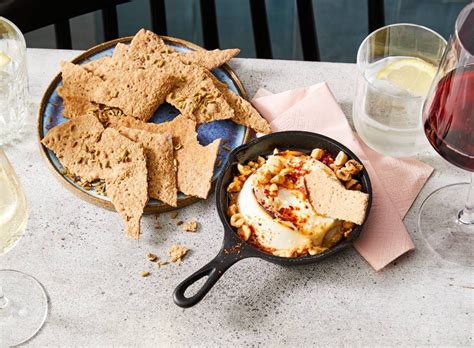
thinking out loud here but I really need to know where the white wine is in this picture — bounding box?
[0,151,27,255]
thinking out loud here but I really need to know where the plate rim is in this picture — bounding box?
[37,35,252,213]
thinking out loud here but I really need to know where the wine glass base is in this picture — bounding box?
[0,270,49,346]
[418,183,474,267]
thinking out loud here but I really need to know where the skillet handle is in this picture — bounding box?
[173,247,243,308]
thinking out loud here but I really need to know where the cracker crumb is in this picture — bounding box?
[170,211,178,219]
[147,253,158,262]
[141,271,150,277]
[182,220,198,232]
[168,245,189,263]
[156,261,169,268]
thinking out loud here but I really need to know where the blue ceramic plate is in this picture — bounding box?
[38,36,250,213]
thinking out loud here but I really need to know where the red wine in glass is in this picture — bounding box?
[424,65,474,172]
[418,2,474,268]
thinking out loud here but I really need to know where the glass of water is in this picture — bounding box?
[0,17,28,146]
[353,24,446,157]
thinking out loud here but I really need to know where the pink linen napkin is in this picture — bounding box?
[252,82,433,271]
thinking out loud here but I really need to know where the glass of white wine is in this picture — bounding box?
[0,149,48,346]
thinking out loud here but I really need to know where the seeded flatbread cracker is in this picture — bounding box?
[41,114,105,181]
[59,60,175,121]
[42,115,148,239]
[304,167,369,225]
[127,29,240,70]
[99,128,148,239]
[61,96,97,119]
[111,115,220,199]
[211,75,271,134]
[165,63,235,123]
[116,126,177,207]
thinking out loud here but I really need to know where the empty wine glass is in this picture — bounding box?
[0,149,49,345]
[418,2,474,267]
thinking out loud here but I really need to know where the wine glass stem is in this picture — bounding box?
[458,173,474,225]
[0,285,8,308]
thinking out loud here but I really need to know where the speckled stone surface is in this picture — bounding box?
[2,49,473,346]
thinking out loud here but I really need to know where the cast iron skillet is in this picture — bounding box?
[173,131,373,308]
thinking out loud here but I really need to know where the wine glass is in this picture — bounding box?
[0,149,49,345]
[418,2,474,267]
[0,17,29,146]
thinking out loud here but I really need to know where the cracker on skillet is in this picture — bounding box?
[41,114,105,181]
[59,60,175,121]
[116,126,177,207]
[99,128,148,239]
[111,115,220,199]
[304,168,368,225]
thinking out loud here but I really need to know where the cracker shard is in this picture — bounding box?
[59,59,175,121]
[98,128,148,239]
[116,126,178,207]
[111,115,220,199]
[211,75,271,134]
[304,167,369,225]
[42,115,148,239]
[41,114,104,181]
[127,29,240,69]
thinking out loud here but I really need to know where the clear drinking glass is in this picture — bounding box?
[353,24,447,157]
[418,3,474,267]
[0,149,48,345]
[0,17,28,146]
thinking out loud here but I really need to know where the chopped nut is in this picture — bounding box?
[182,220,198,232]
[257,170,272,184]
[170,211,178,219]
[227,203,238,217]
[141,271,150,277]
[227,181,242,193]
[334,151,349,166]
[238,224,252,241]
[345,159,364,175]
[267,156,283,174]
[237,163,253,176]
[311,148,325,160]
[156,261,168,267]
[268,183,279,196]
[329,163,342,172]
[168,245,189,263]
[336,168,352,181]
[230,213,245,228]
[345,178,359,190]
[147,253,158,262]
[308,246,328,256]
[270,174,286,185]
[342,221,355,230]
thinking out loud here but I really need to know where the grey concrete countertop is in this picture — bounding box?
[2,48,473,346]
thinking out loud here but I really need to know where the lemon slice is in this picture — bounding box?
[0,51,11,70]
[376,57,437,97]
